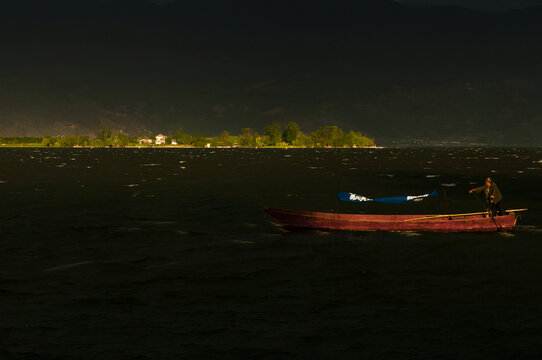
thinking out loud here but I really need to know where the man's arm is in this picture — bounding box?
[469,185,485,194]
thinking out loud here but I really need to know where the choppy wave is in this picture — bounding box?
[1,147,541,360]
[43,261,94,273]
[516,225,542,233]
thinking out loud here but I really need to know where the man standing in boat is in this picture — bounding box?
[469,177,504,216]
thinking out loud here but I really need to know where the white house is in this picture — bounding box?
[155,134,166,145]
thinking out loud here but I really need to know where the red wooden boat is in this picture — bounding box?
[264,208,526,233]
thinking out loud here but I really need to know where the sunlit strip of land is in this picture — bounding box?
[0,122,375,148]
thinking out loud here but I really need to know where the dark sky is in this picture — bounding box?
[397,0,542,12]
[148,0,542,12]
[146,0,542,12]
[1,0,541,145]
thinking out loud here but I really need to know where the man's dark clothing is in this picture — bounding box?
[473,182,504,216]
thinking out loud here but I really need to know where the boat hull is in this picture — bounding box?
[264,208,518,233]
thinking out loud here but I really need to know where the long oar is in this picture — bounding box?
[490,211,502,232]
[471,192,502,231]
[471,192,489,214]
[404,209,527,222]
[404,211,491,222]
[470,192,499,230]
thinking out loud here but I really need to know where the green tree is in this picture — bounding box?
[311,125,343,147]
[172,128,192,145]
[60,135,77,147]
[239,128,257,147]
[255,135,265,147]
[264,122,282,146]
[342,130,374,147]
[217,131,233,146]
[191,133,209,147]
[112,131,129,147]
[292,132,311,147]
[96,126,112,143]
[230,135,240,147]
[41,137,54,146]
[282,122,300,144]
[72,133,90,146]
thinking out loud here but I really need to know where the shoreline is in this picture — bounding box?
[0,144,384,149]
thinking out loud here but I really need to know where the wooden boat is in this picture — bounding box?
[264,208,527,233]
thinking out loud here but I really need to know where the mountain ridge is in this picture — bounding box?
[0,0,541,145]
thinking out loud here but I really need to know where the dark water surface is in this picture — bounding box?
[1,147,541,359]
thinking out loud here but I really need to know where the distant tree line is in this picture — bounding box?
[0,136,42,145]
[169,122,374,148]
[0,122,374,148]
[40,130,132,147]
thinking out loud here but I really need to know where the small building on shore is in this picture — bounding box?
[138,138,153,145]
[155,134,166,145]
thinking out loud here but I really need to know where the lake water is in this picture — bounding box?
[1,147,541,359]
